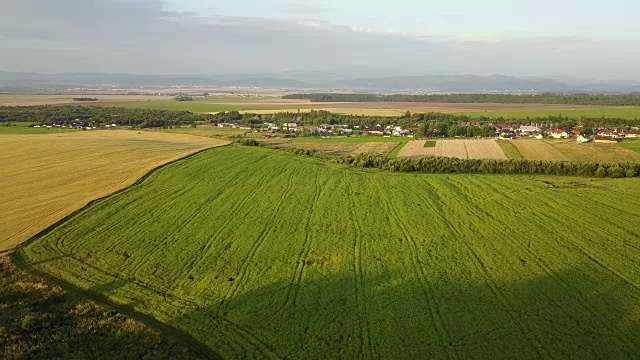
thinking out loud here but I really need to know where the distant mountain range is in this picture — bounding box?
[1,71,640,93]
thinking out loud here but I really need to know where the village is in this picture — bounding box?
[215,120,640,143]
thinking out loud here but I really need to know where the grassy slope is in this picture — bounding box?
[0,257,199,359]
[19,146,640,359]
[0,130,227,251]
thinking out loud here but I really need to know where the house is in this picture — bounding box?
[518,125,541,136]
[595,136,621,144]
[283,123,298,129]
[363,125,385,135]
[571,130,581,137]
[576,135,592,143]
[625,130,640,138]
[535,134,544,140]
[550,130,568,139]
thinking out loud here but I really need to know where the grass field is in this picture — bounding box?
[496,140,525,159]
[0,130,227,251]
[18,146,640,359]
[620,140,640,154]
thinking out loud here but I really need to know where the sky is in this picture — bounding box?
[1,0,639,80]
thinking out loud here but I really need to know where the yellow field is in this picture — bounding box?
[510,140,570,161]
[278,141,398,156]
[0,130,228,252]
[397,140,436,157]
[544,140,640,163]
[434,140,506,159]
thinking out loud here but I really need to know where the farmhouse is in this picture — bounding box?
[518,125,541,135]
[625,130,640,138]
[551,130,568,139]
[577,135,592,143]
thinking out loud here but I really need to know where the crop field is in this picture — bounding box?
[545,141,640,163]
[7,94,640,119]
[18,146,640,359]
[0,130,227,251]
[508,140,570,161]
[397,140,436,157]
[620,140,640,154]
[279,141,399,156]
[498,139,640,163]
[151,126,249,140]
[434,140,506,159]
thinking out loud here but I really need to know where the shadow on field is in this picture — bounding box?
[170,267,640,360]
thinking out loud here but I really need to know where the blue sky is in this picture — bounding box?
[1,0,639,79]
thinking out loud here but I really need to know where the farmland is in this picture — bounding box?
[4,93,640,119]
[18,146,640,359]
[0,130,227,251]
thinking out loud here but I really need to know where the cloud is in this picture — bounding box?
[283,4,333,15]
[0,0,638,80]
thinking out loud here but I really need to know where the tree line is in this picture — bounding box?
[0,105,213,128]
[1,106,639,134]
[247,142,640,179]
[283,93,640,106]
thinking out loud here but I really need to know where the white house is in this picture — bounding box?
[518,126,541,135]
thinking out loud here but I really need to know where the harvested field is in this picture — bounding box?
[464,140,507,159]
[511,140,570,161]
[397,140,436,157]
[19,146,640,359]
[546,141,640,163]
[279,141,398,156]
[435,140,506,159]
[436,140,468,159]
[0,130,227,251]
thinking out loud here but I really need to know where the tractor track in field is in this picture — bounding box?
[218,165,300,315]
[527,187,640,291]
[280,168,323,315]
[374,178,457,360]
[417,178,548,358]
[430,175,640,352]
[346,175,375,359]
[124,155,250,277]
[171,153,279,284]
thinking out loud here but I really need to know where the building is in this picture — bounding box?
[518,126,541,136]
[551,130,568,139]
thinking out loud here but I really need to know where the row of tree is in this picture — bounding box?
[263,145,639,178]
[1,106,639,133]
[284,93,640,106]
[0,105,213,128]
[218,109,640,133]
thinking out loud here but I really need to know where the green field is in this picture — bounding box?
[94,101,288,113]
[620,140,640,154]
[89,100,640,119]
[455,107,640,119]
[18,146,640,359]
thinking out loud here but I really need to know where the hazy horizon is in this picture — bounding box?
[2,0,640,80]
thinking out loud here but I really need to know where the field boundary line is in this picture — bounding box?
[4,143,230,256]
[10,250,223,360]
